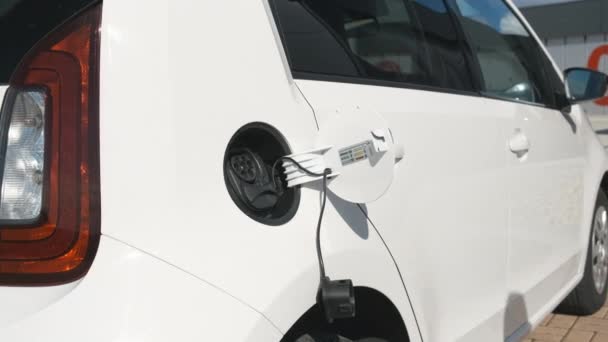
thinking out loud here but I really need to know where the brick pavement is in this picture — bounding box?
[524,302,608,342]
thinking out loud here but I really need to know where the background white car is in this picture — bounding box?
[1,0,608,341]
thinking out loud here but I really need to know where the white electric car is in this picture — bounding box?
[2,0,608,341]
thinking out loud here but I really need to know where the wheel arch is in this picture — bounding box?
[280,287,410,342]
[600,172,608,197]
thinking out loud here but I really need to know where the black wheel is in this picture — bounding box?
[295,333,387,342]
[557,190,608,315]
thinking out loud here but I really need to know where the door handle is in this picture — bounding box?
[509,130,530,157]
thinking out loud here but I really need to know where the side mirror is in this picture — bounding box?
[564,67,608,104]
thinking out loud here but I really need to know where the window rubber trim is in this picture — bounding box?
[443,0,486,92]
[292,71,482,98]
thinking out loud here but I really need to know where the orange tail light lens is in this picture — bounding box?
[0,4,101,285]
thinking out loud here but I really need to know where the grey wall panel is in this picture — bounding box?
[522,0,607,39]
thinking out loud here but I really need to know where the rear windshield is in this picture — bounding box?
[0,0,96,84]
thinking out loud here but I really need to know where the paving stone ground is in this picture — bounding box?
[524,301,608,342]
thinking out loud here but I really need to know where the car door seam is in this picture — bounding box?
[356,204,425,342]
[295,82,320,130]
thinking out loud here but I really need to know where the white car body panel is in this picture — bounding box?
[0,0,607,341]
[505,99,585,333]
[1,236,283,341]
[295,80,511,341]
[98,0,421,340]
[507,2,608,337]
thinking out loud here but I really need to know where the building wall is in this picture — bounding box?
[522,0,608,40]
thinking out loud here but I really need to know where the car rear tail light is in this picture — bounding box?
[0,4,101,285]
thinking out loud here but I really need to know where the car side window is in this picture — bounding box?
[451,0,554,105]
[271,0,474,92]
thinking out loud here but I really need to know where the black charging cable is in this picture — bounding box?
[272,157,355,323]
[272,157,331,280]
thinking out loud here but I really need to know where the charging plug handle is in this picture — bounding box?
[318,276,356,323]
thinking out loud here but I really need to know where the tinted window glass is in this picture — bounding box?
[0,0,96,83]
[412,0,473,91]
[272,0,474,91]
[452,0,553,105]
